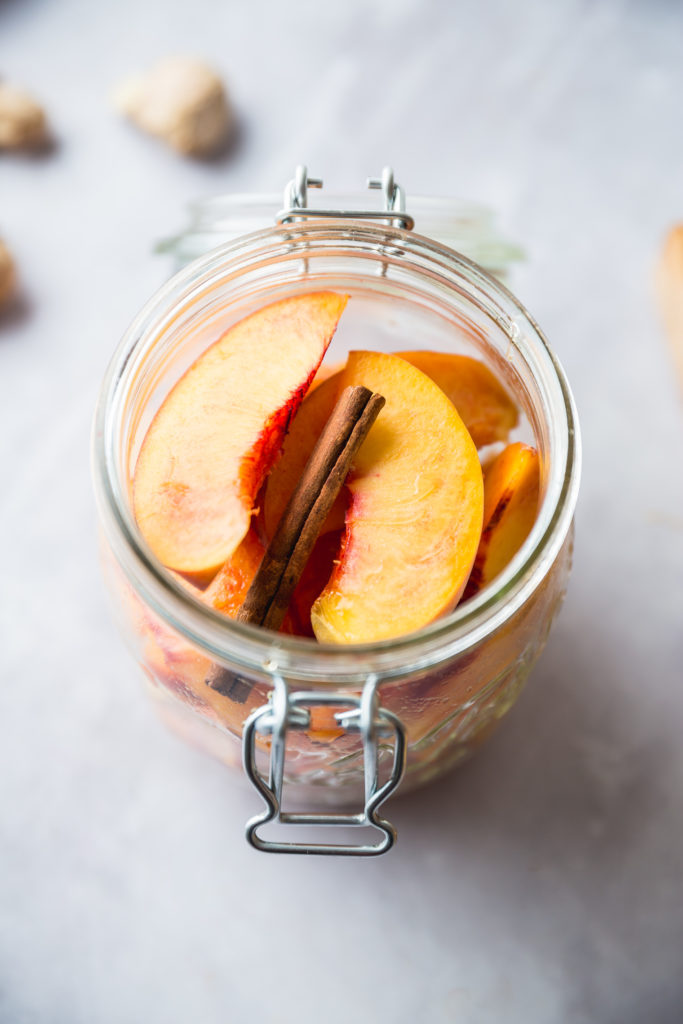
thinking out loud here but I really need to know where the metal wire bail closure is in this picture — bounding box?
[237,166,412,855]
[242,674,407,856]
[277,164,414,231]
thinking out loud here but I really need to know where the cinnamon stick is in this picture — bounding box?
[237,385,385,632]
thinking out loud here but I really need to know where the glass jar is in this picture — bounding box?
[93,201,580,855]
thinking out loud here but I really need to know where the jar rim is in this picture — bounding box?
[93,220,581,685]
[157,191,525,278]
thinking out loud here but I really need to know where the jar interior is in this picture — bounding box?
[99,223,577,679]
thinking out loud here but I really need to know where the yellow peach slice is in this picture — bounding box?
[310,351,484,644]
[463,442,540,600]
[263,351,517,542]
[395,351,518,447]
[133,291,347,574]
[203,530,265,618]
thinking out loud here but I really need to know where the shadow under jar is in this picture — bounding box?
[93,220,580,855]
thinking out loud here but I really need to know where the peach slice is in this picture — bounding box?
[395,351,518,447]
[263,351,517,542]
[133,291,347,574]
[463,442,540,600]
[203,529,265,618]
[310,351,484,644]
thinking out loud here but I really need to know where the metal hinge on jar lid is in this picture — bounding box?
[277,165,415,231]
[242,673,406,856]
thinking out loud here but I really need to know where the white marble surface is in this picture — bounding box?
[2,1,683,1021]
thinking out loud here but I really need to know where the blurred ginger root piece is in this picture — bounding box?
[0,240,16,308]
[113,56,234,157]
[656,225,683,392]
[0,82,49,150]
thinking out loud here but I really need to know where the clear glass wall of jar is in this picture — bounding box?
[93,221,580,815]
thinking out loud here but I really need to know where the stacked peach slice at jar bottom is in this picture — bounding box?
[128,291,548,787]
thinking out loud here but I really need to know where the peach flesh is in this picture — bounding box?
[311,350,484,644]
[395,351,518,448]
[463,442,540,600]
[133,291,347,574]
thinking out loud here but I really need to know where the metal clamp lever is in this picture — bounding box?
[276,164,415,231]
[242,674,406,856]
